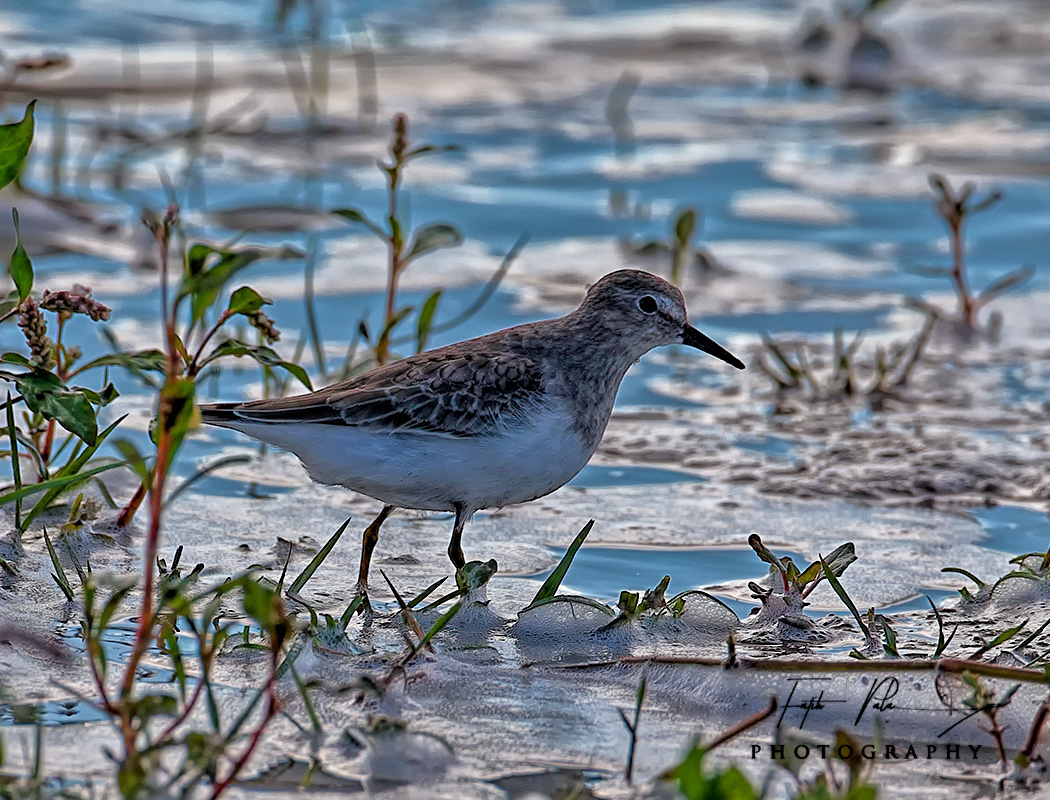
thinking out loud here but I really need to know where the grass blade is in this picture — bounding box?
[0,460,127,509]
[411,600,461,657]
[526,519,594,609]
[381,568,426,643]
[43,527,73,602]
[407,576,447,609]
[287,659,322,735]
[928,595,958,658]
[820,556,870,642]
[163,454,251,510]
[19,417,126,529]
[339,595,364,631]
[6,392,21,531]
[287,515,352,597]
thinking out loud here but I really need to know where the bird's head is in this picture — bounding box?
[578,269,745,369]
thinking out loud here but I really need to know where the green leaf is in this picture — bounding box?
[407,576,448,609]
[242,580,279,627]
[1,353,30,367]
[798,541,857,586]
[78,382,119,407]
[747,533,786,576]
[0,459,127,508]
[970,622,1027,659]
[117,760,147,800]
[75,349,167,377]
[820,556,870,641]
[404,144,460,159]
[179,244,299,330]
[287,516,352,597]
[15,369,97,445]
[928,173,952,203]
[389,216,403,250]
[969,190,1003,214]
[331,207,385,238]
[670,743,761,800]
[113,438,152,483]
[43,527,73,602]
[405,223,462,261]
[128,692,177,722]
[878,614,898,657]
[201,339,312,390]
[379,305,413,342]
[673,208,697,248]
[10,208,33,302]
[524,520,594,610]
[6,391,22,529]
[227,285,270,316]
[414,599,461,654]
[977,264,1035,306]
[241,579,288,648]
[0,102,35,193]
[415,290,441,353]
[941,566,986,588]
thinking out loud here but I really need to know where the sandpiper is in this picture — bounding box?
[200,269,744,599]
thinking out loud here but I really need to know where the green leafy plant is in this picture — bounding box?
[67,209,297,799]
[622,207,723,285]
[953,671,1019,766]
[114,210,306,526]
[747,534,857,618]
[662,699,777,800]
[0,101,35,192]
[774,728,878,800]
[333,113,462,365]
[0,107,130,531]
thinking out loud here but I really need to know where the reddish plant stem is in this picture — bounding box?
[38,317,67,464]
[949,219,976,327]
[187,310,232,377]
[376,162,402,366]
[156,657,209,743]
[1021,699,1050,761]
[985,709,1008,765]
[209,650,280,799]
[119,220,179,713]
[117,482,147,527]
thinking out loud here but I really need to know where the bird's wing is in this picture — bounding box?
[202,349,546,437]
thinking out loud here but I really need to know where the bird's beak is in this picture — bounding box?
[681,324,745,370]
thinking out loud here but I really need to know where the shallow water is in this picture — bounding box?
[2,1,1050,797]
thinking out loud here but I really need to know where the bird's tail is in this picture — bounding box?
[198,402,243,427]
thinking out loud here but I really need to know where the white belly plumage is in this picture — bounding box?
[225,406,593,512]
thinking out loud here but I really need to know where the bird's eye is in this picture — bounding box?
[637,295,658,314]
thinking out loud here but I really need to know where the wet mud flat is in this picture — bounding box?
[1,0,1050,797]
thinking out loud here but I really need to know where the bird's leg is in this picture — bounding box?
[355,505,395,611]
[447,504,469,570]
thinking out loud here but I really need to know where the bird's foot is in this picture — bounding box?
[352,581,374,619]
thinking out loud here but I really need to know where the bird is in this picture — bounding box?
[199,269,744,604]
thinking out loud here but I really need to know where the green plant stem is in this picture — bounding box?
[187,310,233,377]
